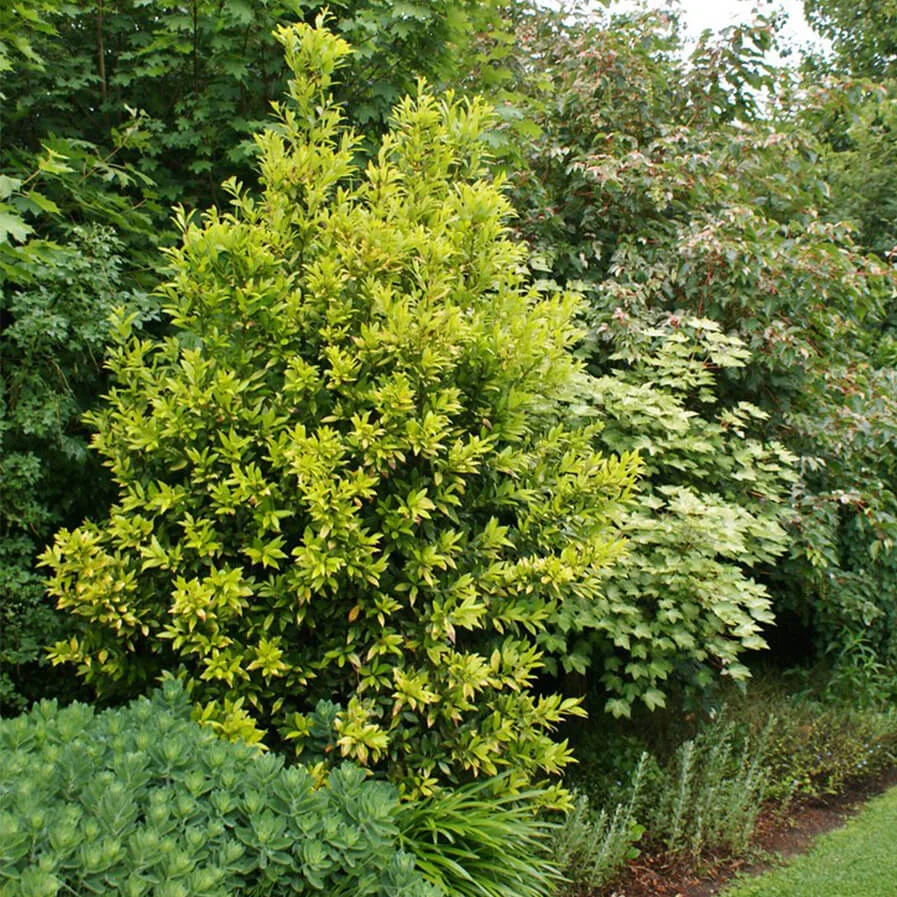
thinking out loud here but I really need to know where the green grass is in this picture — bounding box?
[722,786,897,897]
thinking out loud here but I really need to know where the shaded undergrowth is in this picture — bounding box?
[550,670,897,895]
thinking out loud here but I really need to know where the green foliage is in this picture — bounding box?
[803,0,897,80]
[780,361,897,669]
[722,785,897,897]
[626,681,897,836]
[396,779,557,897]
[772,82,897,671]
[0,679,436,897]
[42,21,638,796]
[549,318,795,715]
[653,713,770,857]
[674,678,897,809]
[741,692,897,802]
[0,223,116,710]
[556,680,897,879]
[0,3,164,711]
[556,705,770,870]
[3,0,503,212]
[0,0,506,712]
[0,185,157,712]
[550,758,646,896]
[819,635,897,709]
[565,725,667,814]
[498,3,897,675]
[801,78,897,259]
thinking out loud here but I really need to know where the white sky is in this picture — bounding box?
[656,0,829,57]
[672,0,822,48]
[609,0,830,59]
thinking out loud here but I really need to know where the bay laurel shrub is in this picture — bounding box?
[0,680,435,897]
[42,22,639,796]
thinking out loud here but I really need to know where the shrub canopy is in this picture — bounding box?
[43,21,638,797]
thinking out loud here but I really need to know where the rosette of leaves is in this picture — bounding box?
[0,679,435,897]
[541,318,796,715]
[43,21,639,796]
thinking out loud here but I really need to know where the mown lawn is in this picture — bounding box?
[722,786,897,897]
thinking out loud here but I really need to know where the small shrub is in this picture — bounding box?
[551,755,647,895]
[758,699,897,801]
[561,680,897,882]
[0,679,435,897]
[650,711,770,857]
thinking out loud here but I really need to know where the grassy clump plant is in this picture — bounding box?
[396,778,558,897]
[41,20,638,798]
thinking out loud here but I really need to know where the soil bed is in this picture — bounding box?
[599,768,897,897]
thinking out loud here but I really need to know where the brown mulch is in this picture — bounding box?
[598,768,897,897]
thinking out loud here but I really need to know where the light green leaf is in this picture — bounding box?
[0,208,33,243]
[0,175,22,200]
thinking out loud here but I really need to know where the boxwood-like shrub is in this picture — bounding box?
[0,680,436,897]
[42,20,638,796]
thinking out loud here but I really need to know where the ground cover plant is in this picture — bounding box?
[0,682,559,897]
[0,679,435,897]
[738,686,897,803]
[549,756,647,896]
